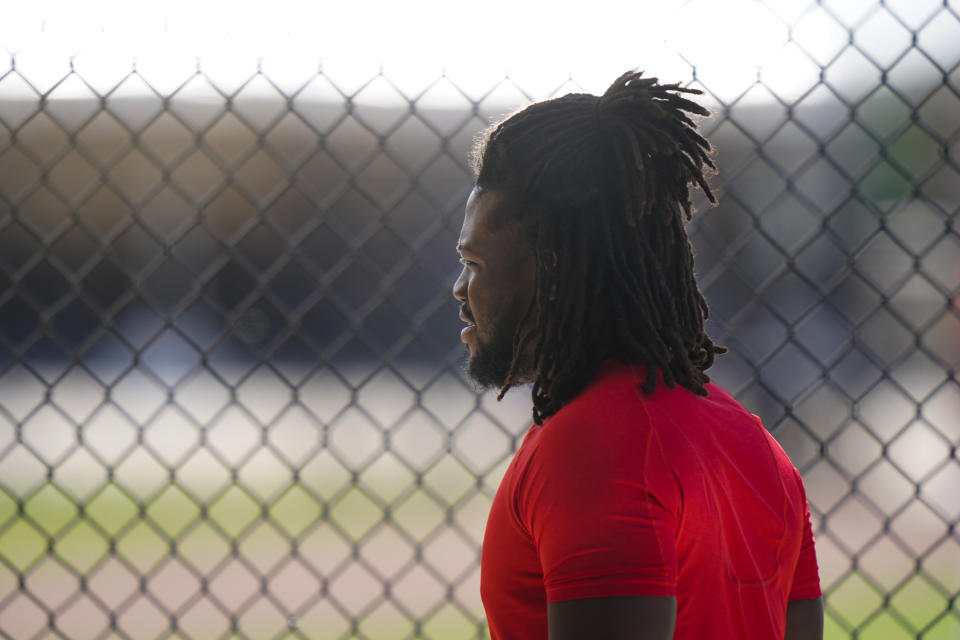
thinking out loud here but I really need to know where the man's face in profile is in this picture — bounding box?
[453,189,536,388]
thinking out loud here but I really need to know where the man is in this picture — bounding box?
[452,71,822,639]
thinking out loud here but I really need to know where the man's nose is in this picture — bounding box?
[452,266,467,302]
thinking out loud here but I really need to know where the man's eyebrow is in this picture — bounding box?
[456,242,476,254]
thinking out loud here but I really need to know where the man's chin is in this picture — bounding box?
[464,348,511,391]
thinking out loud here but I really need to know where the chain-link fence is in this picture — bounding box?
[0,1,958,638]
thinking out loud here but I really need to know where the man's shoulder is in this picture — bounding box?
[546,360,649,423]
[536,361,667,450]
[550,360,740,424]
[538,361,765,457]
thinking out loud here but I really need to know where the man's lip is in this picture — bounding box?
[459,313,475,326]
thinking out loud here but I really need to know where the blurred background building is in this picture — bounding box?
[0,0,958,637]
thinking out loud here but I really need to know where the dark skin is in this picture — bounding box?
[456,190,824,639]
[548,595,823,639]
[785,597,825,640]
[548,596,676,640]
[453,189,536,385]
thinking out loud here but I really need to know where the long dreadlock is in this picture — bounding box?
[471,70,726,424]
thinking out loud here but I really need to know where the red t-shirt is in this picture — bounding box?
[480,360,820,639]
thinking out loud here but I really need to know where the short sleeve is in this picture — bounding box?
[517,408,681,604]
[788,468,822,601]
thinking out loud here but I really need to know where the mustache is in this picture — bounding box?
[460,304,475,323]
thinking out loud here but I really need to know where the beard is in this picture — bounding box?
[465,304,532,390]
[466,322,516,389]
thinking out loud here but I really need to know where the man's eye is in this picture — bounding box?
[459,258,477,267]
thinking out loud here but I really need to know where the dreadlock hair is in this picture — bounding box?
[471,70,726,425]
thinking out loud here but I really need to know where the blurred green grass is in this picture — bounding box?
[0,477,490,639]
